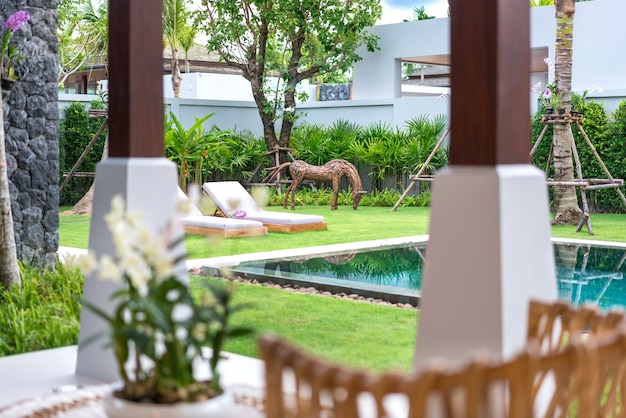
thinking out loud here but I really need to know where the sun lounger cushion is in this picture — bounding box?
[181,215,264,230]
[202,181,325,225]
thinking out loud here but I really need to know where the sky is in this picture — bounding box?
[378,0,449,25]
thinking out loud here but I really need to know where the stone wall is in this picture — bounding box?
[319,84,351,101]
[1,1,59,268]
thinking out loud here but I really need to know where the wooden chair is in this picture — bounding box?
[259,300,626,418]
[527,299,626,351]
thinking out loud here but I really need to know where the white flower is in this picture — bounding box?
[173,304,193,322]
[99,255,122,282]
[251,186,269,208]
[126,210,143,228]
[76,252,98,276]
[108,194,125,221]
[120,250,150,289]
[154,255,175,281]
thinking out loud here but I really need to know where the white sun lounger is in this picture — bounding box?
[202,181,327,233]
[177,188,268,238]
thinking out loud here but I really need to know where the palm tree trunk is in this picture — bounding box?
[70,135,109,215]
[552,0,581,225]
[0,88,21,289]
[171,47,183,98]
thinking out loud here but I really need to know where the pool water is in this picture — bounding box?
[228,241,626,309]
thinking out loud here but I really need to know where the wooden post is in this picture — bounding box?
[108,0,164,157]
[448,0,530,166]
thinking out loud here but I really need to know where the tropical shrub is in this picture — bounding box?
[267,187,431,207]
[58,101,107,205]
[598,100,626,213]
[203,129,265,183]
[348,117,448,193]
[165,112,222,191]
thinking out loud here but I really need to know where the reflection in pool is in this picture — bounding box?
[228,241,626,309]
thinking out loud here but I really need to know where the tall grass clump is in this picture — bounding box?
[0,263,83,356]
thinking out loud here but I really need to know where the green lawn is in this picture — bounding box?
[59,205,432,258]
[196,278,418,372]
[60,205,626,258]
[55,204,626,371]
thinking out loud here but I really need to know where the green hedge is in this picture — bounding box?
[59,101,107,205]
[531,97,626,213]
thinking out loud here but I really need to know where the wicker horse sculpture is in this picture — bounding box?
[267,159,365,210]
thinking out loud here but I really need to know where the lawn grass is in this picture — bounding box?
[59,205,432,258]
[54,204,626,371]
[60,205,626,258]
[192,277,418,372]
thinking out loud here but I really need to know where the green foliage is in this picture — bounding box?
[573,100,609,210]
[291,119,362,165]
[531,97,626,213]
[349,117,448,191]
[203,130,266,182]
[598,100,626,213]
[165,113,266,188]
[194,0,382,154]
[165,112,229,190]
[58,0,109,83]
[58,101,107,205]
[267,187,431,208]
[0,263,83,356]
[403,5,436,21]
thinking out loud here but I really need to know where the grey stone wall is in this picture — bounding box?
[1,1,59,268]
[319,84,351,101]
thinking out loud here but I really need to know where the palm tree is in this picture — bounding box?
[178,25,197,74]
[163,0,188,98]
[0,88,20,289]
[551,0,581,225]
[58,0,109,86]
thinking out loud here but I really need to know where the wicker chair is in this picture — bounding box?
[259,300,626,418]
[527,299,626,350]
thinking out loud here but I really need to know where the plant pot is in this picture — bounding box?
[1,78,15,94]
[103,389,235,418]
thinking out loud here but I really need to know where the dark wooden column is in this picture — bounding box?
[449,0,530,166]
[108,0,164,157]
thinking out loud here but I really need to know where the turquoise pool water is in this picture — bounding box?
[229,241,626,309]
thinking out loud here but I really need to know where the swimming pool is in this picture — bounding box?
[202,237,626,309]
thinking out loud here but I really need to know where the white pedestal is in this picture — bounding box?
[75,158,185,382]
[413,165,557,369]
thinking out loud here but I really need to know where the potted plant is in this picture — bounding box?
[75,195,251,417]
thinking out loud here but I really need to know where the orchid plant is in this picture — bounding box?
[1,10,30,81]
[532,57,563,112]
[76,195,251,404]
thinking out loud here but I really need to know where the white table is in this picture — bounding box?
[0,345,266,416]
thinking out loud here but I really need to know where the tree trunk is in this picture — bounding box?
[552,0,581,225]
[69,135,109,215]
[0,88,21,289]
[171,46,183,98]
[249,72,280,157]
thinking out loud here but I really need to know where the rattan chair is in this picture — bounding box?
[259,300,626,418]
[527,299,626,351]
